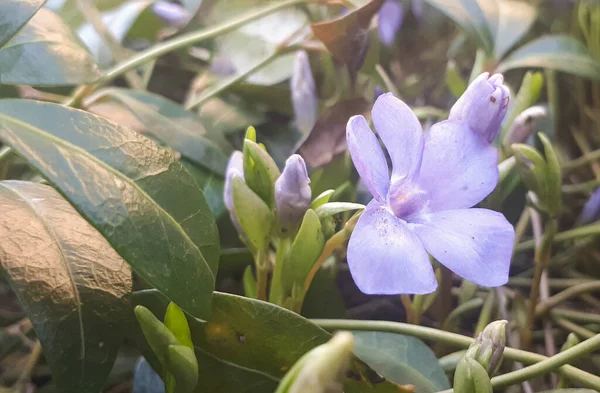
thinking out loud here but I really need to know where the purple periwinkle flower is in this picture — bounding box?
[224,151,244,232]
[291,51,318,135]
[504,106,547,145]
[378,0,404,46]
[152,1,190,28]
[449,73,510,143]
[346,91,514,294]
[577,187,600,226]
[275,154,312,234]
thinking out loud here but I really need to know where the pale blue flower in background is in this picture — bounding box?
[345,74,515,294]
[291,51,318,135]
[224,151,244,233]
[577,187,600,226]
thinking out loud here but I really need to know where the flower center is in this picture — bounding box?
[387,181,427,219]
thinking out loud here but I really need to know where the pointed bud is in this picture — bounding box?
[449,73,510,143]
[503,106,548,145]
[291,51,318,135]
[152,1,190,28]
[453,357,493,393]
[275,155,312,235]
[577,187,600,226]
[378,0,404,46]
[224,151,244,233]
[473,320,507,373]
[276,332,355,393]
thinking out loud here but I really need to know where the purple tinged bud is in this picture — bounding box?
[152,1,190,28]
[224,151,244,231]
[275,154,312,234]
[504,106,548,145]
[374,85,384,100]
[577,187,600,226]
[449,72,510,143]
[378,0,404,46]
[412,0,424,20]
[291,51,318,135]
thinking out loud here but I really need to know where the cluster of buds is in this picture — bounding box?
[224,127,363,310]
[454,320,507,393]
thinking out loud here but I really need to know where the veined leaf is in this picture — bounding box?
[493,0,537,59]
[0,4,100,85]
[134,290,411,393]
[0,99,219,319]
[0,181,132,393]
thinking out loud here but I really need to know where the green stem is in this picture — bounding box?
[515,222,600,252]
[536,281,600,316]
[562,147,600,172]
[562,178,600,194]
[509,277,594,289]
[312,319,600,391]
[442,297,484,331]
[552,308,600,324]
[100,0,306,83]
[256,248,270,301]
[553,316,595,340]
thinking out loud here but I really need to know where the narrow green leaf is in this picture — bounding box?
[243,266,258,299]
[538,133,562,215]
[424,0,494,53]
[282,210,325,299]
[496,35,600,80]
[0,99,218,319]
[311,189,335,209]
[0,7,100,85]
[315,202,365,219]
[493,0,537,59]
[134,290,409,393]
[0,181,132,393]
[164,303,194,350]
[232,176,273,252]
[135,305,179,366]
[243,139,280,207]
[352,331,450,393]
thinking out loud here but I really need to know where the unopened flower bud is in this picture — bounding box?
[471,320,507,374]
[291,51,318,135]
[276,332,355,393]
[453,356,493,393]
[449,73,510,143]
[378,0,404,46]
[152,1,190,28]
[275,154,312,235]
[577,187,600,226]
[504,106,548,145]
[224,151,244,232]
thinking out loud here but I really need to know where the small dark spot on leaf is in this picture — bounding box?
[236,332,246,344]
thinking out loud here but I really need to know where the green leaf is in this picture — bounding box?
[197,97,266,136]
[206,1,308,85]
[243,266,258,299]
[352,331,451,393]
[310,190,335,209]
[493,0,537,59]
[301,266,346,319]
[424,0,494,54]
[0,99,218,319]
[0,6,100,85]
[281,210,325,299]
[315,202,365,219]
[0,181,132,393]
[232,176,273,252]
[135,305,180,366]
[496,35,600,80]
[166,345,199,393]
[165,303,194,350]
[180,159,226,218]
[0,0,45,47]
[134,290,409,393]
[538,133,562,215]
[243,139,280,207]
[89,88,230,174]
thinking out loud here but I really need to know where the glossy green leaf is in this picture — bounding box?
[539,133,562,215]
[89,88,229,174]
[0,99,219,319]
[243,266,258,299]
[232,176,273,252]
[310,190,335,209]
[197,97,266,135]
[0,181,132,393]
[493,0,536,59]
[134,290,409,393]
[302,266,346,319]
[424,0,493,53]
[179,159,226,218]
[135,305,180,366]
[0,0,45,47]
[496,35,600,80]
[0,7,100,85]
[282,210,325,299]
[243,139,280,207]
[165,303,194,350]
[352,331,451,393]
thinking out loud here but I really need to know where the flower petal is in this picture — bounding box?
[347,201,437,294]
[378,0,404,46]
[372,93,424,182]
[418,120,498,212]
[346,115,390,201]
[411,208,514,287]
